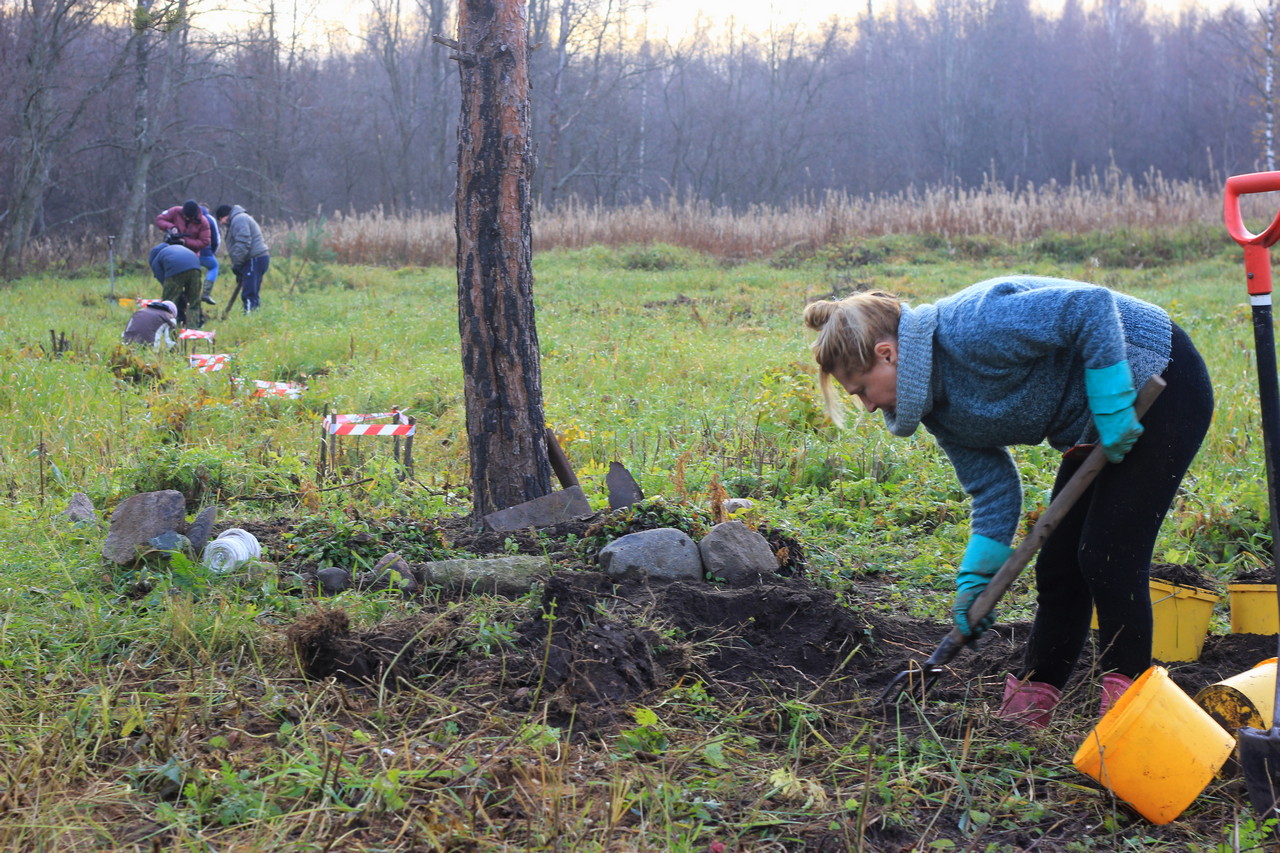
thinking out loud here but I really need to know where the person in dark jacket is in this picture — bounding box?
[155,200,212,255]
[803,276,1213,728]
[198,202,221,306]
[148,242,203,325]
[215,203,270,314]
[122,300,178,349]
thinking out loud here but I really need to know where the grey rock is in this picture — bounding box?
[148,531,193,556]
[698,521,778,585]
[420,555,547,597]
[368,553,420,596]
[63,492,100,525]
[316,566,350,595]
[102,490,188,565]
[606,462,644,511]
[598,527,703,583]
[483,485,594,532]
[724,498,755,514]
[186,506,218,553]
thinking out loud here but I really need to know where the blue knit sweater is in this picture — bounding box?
[882,276,1172,544]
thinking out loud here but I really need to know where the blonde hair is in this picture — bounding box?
[803,291,902,425]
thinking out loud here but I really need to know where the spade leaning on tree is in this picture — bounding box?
[803,276,1214,729]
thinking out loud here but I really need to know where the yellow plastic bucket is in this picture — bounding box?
[1073,665,1236,824]
[1194,658,1278,734]
[1228,584,1279,635]
[1091,579,1219,661]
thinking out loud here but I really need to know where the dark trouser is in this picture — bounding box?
[162,269,203,326]
[238,254,270,312]
[1018,323,1214,688]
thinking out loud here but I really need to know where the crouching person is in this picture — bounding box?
[148,242,203,326]
[122,300,178,349]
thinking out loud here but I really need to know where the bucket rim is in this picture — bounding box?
[1149,577,1219,603]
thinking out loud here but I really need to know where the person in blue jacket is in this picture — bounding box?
[804,277,1213,728]
[148,242,203,326]
[198,202,221,306]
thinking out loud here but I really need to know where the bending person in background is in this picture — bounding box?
[803,277,1212,728]
[216,203,270,314]
[122,300,178,349]
[198,202,221,307]
[148,242,203,326]
[155,199,212,255]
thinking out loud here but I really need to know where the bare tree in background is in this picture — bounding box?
[449,0,551,519]
[1,0,123,276]
[118,0,190,252]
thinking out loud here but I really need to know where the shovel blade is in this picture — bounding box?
[1239,727,1280,820]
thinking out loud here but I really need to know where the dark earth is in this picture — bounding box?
[224,514,1280,848]
[231,515,1278,726]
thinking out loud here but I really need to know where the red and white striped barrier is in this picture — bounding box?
[189,353,230,372]
[234,377,305,399]
[178,328,216,340]
[323,410,414,436]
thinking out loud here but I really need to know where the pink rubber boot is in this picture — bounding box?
[1099,672,1134,717]
[996,673,1062,729]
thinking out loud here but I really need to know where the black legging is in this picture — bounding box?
[1018,323,1214,688]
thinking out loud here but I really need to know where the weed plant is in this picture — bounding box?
[0,221,1269,849]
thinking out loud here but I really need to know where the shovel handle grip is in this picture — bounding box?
[1225,171,1280,295]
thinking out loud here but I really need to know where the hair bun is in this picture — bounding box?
[803,300,838,331]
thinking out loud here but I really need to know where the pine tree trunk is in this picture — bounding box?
[455,0,552,519]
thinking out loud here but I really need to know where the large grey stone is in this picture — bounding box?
[598,527,703,583]
[419,555,547,597]
[698,521,778,585]
[186,506,218,553]
[63,492,100,525]
[361,552,419,597]
[102,490,187,565]
[483,485,594,532]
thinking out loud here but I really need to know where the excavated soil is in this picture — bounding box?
[269,514,1275,735]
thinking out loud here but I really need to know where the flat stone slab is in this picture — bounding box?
[606,462,644,510]
[483,485,593,532]
[420,555,546,597]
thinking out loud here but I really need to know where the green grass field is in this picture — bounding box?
[0,228,1275,850]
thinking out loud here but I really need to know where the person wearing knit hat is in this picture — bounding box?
[148,242,203,326]
[216,203,271,314]
[155,199,212,255]
[803,277,1213,729]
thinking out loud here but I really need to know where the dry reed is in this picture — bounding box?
[13,168,1254,273]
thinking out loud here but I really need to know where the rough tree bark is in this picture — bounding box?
[454,0,552,519]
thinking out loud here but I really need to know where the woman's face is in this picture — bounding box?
[832,340,898,414]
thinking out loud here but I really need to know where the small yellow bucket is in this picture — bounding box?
[1073,665,1236,824]
[1194,657,1278,734]
[1091,579,1219,661]
[1228,584,1279,635]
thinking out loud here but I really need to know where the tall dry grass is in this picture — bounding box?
[288,168,1235,266]
[13,167,1259,272]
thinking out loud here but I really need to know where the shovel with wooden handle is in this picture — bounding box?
[877,375,1166,706]
[1223,170,1280,820]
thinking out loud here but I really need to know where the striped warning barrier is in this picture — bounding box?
[189,353,230,372]
[329,411,402,424]
[324,419,415,436]
[178,329,216,340]
[233,377,305,399]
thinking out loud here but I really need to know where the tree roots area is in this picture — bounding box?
[250,517,1275,851]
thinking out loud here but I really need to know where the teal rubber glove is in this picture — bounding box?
[1085,360,1143,464]
[953,534,1014,639]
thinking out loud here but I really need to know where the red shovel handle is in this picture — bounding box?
[1224,171,1280,295]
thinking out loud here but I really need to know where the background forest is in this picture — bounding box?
[2,0,1280,275]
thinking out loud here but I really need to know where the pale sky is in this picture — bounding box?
[205,0,1251,47]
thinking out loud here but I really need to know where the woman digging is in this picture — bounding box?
[804,277,1213,727]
